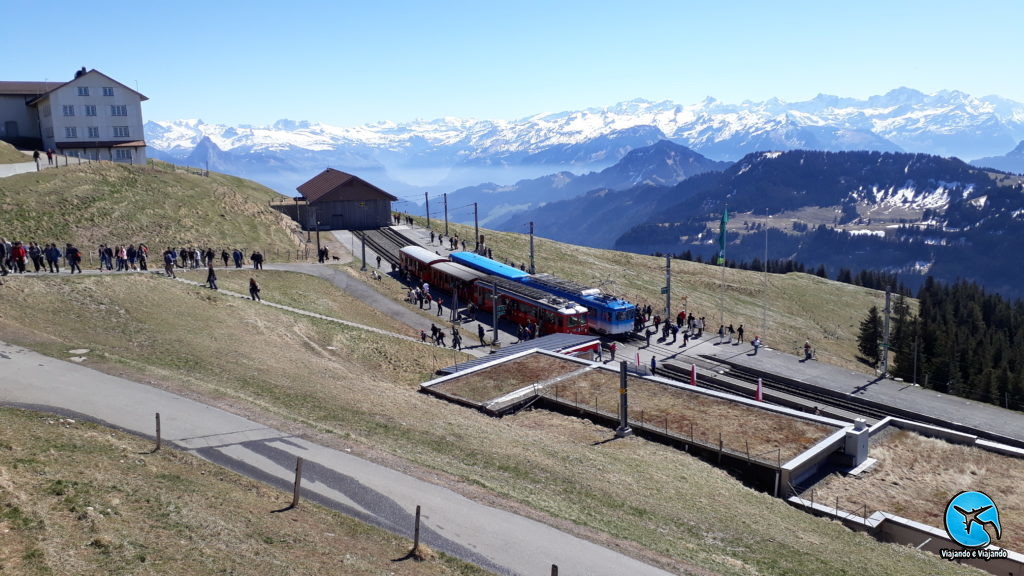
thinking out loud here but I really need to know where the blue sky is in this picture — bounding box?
[4,1,1022,126]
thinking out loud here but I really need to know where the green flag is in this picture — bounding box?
[717,208,728,265]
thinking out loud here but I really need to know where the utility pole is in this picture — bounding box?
[443,193,449,236]
[664,254,671,321]
[615,361,633,438]
[425,191,430,230]
[491,281,500,345]
[314,208,321,256]
[529,222,536,274]
[473,202,479,253]
[360,232,367,271]
[880,288,892,378]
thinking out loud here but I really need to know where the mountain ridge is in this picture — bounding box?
[145,88,1024,195]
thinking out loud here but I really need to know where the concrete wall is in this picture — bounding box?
[789,497,1023,576]
[0,95,40,142]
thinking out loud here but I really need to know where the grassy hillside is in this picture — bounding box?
[0,272,975,576]
[0,140,29,164]
[0,160,304,259]
[422,217,896,372]
[0,406,485,576]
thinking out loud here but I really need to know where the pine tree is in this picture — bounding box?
[858,305,882,367]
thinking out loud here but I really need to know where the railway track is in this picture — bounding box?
[352,227,414,267]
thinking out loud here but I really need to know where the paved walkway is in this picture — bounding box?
[0,341,673,576]
[701,342,1024,443]
[0,151,76,178]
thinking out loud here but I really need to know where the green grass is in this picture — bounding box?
[0,159,304,259]
[0,272,980,576]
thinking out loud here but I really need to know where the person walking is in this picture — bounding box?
[11,242,27,273]
[206,265,218,290]
[737,324,745,344]
[803,339,813,361]
[66,244,82,274]
[249,278,261,301]
[727,324,736,344]
[478,323,486,346]
[451,326,462,350]
[650,356,657,375]
[752,335,761,355]
[28,242,43,272]
[436,298,444,317]
[609,341,617,361]
[163,249,177,278]
[45,243,61,273]
[221,250,229,267]
[718,325,725,344]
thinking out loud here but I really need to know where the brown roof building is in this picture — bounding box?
[292,169,397,230]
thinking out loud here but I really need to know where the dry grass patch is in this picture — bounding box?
[0,407,486,575]
[815,428,1024,552]
[550,368,836,462]
[0,274,983,576]
[432,354,584,403]
[0,140,29,164]
[0,160,302,258]
[178,268,415,335]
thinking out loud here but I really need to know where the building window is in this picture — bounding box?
[85,105,97,116]
[103,87,114,96]
[111,105,128,116]
[77,86,90,96]
[87,126,100,139]
[62,105,75,116]
[112,126,130,138]
[65,127,78,138]
[115,149,132,161]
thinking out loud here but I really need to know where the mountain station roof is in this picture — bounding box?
[296,168,398,204]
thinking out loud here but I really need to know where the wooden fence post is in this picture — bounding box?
[153,412,161,452]
[413,504,421,551]
[291,457,304,508]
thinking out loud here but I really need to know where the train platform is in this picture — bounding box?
[330,227,523,353]
[699,341,1024,445]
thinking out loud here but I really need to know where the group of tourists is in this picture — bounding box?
[0,239,84,276]
[631,303,766,355]
[421,322,463,349]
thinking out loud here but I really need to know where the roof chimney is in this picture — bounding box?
[74,67,87,79]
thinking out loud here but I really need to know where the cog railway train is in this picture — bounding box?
[399,246,636,336]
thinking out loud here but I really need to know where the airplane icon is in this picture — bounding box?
[953,504,1002,541]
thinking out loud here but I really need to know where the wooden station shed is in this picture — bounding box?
[293,169,398,231]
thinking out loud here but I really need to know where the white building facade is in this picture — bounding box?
[0,68,148,164]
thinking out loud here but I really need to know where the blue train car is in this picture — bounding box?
[449,251,530,282]
[525,274,636,335]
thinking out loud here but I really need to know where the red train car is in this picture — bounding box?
[471,275,589,336]
[399,246,447,283]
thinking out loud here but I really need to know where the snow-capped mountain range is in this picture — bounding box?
[145,88,1024,196]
